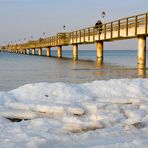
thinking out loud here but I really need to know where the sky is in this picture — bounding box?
[0,0,147,50]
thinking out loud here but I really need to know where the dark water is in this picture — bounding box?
[0,50,148,91]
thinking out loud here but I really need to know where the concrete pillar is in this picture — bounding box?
[27,49,30,54]
[46,47,51,57]
[138,68,146,78]
[137,36,146,69]
[73,44,78,60]
[96,41,103,63]
[23,49,26,54]
[57,46,62,58]
[32,48,35,55]
[38,48,42,56]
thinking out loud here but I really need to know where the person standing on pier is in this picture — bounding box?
[95,20,103,33]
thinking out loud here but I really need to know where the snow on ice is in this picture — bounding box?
[0,78,148,147]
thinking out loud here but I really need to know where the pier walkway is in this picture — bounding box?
[1,12,148,69]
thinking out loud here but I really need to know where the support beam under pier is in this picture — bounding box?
[73,44,78,61]
[32,48,35,55]
[15,49,18,54]
[57,46,62,58]
[137,36,146,69]
[23,49,26,54]
[46,47,51,57]
[38,48,42,56]
[96,41,104,63]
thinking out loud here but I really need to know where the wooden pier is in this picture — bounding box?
[1,12,148,69]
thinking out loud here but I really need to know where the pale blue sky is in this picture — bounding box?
[0,0,147,50]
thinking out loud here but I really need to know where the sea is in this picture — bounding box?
[0,49,148,91]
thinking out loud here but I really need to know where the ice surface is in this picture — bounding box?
[0,78,148,147]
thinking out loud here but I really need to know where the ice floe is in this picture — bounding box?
[0,78,148,147]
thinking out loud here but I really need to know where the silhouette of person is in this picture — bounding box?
[95,20,103,33]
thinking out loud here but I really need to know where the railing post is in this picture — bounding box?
[135,16,137,35]
[72,32,74,44]
[84,29,86,42]
[96,41,104,63]
[80,30,82,43]
[88,28,90,41]
[145,13,147,34]
[110,22,113,39]
[76,31,78,43]
[126,18,128,36]
[98,26,100,40]
[73,44,78,61]
[137,36,146,69]
[93,28,95,41]
[118,20,120,37]
[104,24,106,40]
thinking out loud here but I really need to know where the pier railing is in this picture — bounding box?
[1,12,148,51]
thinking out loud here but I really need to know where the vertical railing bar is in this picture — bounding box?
[76,31,77,43]
[104,24,106,40]
[88,28,90,41]
[110,22,113,39]
[93,27,95,41]
[80,30,82,43]
[135,16,137,35]
[118,20,120,37]
[72,32,74,44]
[145,13,148,34]
[52,37,53,46]
[98,26,100,40]
[126,18,128,36]
[84,29,86,42]
[69,32,71,44]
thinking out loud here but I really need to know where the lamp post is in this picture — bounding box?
[31,36,33,40]
[43,32,45,37]
[63,25,66,31]
[101,11,106,24]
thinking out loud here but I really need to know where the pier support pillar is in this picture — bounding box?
[137,36,146,69]
[32,48,35,55]
[46,47,51,57]
[27,49,30,54]
[23,49,26,54]
[73,44,78,61]
[57,46,62,58]
[38,48,42,56]
[96,41,104,63]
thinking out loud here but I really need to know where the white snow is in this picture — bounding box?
[0,78,148,147]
